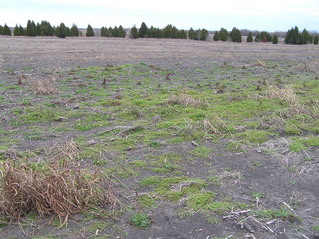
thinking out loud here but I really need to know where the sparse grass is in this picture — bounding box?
[130,212,151,229]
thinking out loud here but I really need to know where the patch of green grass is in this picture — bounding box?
[130,212,151,229]
[290,137,319,152]
[137,194,157,208]
[187,191,216,211]
[190,146,212,158]
[312,225,319,231]
[235,129,272,144]
[87,221,109,232]
[255,209,298,221]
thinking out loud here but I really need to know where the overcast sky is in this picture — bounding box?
[1,0,318,32]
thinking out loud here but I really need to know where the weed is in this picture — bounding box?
[130,212,151,229]
[190,146,212,158]
[267,84,298,105]
[255,209,298,221]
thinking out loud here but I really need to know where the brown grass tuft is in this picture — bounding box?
[166,94,203,107]
[0,160,116,226]
[266,84,298,105]
[28,74,59,95]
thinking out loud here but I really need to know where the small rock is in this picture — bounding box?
[73,105,79,109]
[110,138,115,141]
[314,234,319,239]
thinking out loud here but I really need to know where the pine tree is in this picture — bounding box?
[112,26,119,37]
[19,25,25,36]
[213,31,219,41]
[230,27,242,43]
[302,29,312,44]
[188,28,195,40]
[272,35,278,44]
[0,25,3,35]
[86,24,95,37]
[70,24,79,37]
[130,25,138,39]
[314,36,319,45]
[138,22,148,38]
[247,32,253,42]
[14,25,20,36]
[200,29,208,41]
[118,25,126,38]
[39,21,54,36]
[179,30,187,39]
[219,28,228,41]
[3,24,11,36]
[56,23,67,38]
[26,20,36,36]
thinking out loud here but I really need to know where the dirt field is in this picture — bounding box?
[1,36,319,239]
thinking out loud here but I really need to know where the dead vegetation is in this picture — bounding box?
[166,94,204,107]
[266,84,298,105]
[0,143,117,227]
[28,74,59,95]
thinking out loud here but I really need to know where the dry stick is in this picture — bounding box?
[282,202,294,211]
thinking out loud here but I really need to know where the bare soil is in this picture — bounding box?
[1,36,319,239]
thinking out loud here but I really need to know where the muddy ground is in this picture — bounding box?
[0,36,319,239]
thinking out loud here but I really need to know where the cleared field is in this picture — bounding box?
[1,37,319,239]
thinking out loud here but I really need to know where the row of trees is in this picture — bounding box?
[129,23,190,39]
[1,21,318,45]
[101,25,126,38]
[285,26,318,45]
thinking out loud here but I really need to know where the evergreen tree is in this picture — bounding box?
[138,22,148,38]
[254,31,272,42]
[163,24,173,38]
[0,25,3,35]
[200,29,208,41]
[39,21,54,36]
[171,26,179,38]
[302,29,312,44]
[118,25,126,38]
[188,27,195,40]
[108,27,113,37]
[3,24,12,36]
[14,25,20,36]
[272,35,278,44]
[112,26,119,37]
[285,26,303,45]
[179,29,187,39]
[230,27,242,42]
[56,23,67,38]
[36,23,41,36]
[86,24,95,37]
[130,25,138,39]
[314,35,319,45]
[70,24,79,37]
[155,28,163,38]
[19,25,25,35]
[247,32,253,42]
[26,20,36,36]
[213,31,219,41]
[219,28,228,41]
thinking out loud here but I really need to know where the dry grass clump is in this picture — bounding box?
[266,84,298,105]
[203,117,233,136]
[0,160,116,226]
[166,94,203,107]
[295,61,319,73]
[28,74,59,95]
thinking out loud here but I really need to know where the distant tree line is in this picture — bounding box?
[101,25,126,38]
[1,21,318,45]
